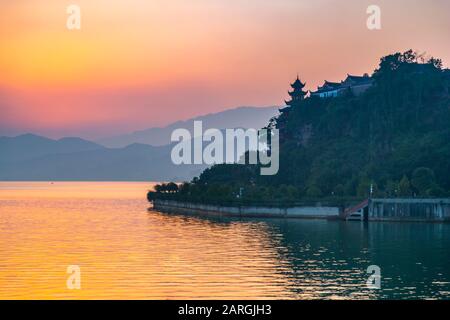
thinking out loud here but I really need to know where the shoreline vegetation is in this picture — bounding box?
[147,182,363,209]
[148,50,450,208]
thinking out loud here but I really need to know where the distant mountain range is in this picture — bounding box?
[0,134,103,163]
[97,106,279,148]
[0,139,205,181]
[0,106,279,181]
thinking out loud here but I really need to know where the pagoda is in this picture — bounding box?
[285,76,307,106]
[279,76,307,116]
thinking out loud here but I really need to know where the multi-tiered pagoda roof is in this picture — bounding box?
[284,76,307,106]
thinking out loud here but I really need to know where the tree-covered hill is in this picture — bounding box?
[149,51,450,203]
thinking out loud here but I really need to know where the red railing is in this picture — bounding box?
[344,199,369,218]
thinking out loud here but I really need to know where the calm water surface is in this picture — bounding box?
[0,182,449,299]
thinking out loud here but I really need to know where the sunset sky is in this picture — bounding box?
[1,0,450,139]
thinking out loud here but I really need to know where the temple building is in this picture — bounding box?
[285,76,307,105]
[310,74,374,98]
[280,76,307,114]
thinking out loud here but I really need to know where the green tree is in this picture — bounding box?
[398,175,411,196]
[306,185,322,198]
[333,184,345,197]
[411,167,435,195]
[179,182,191,194]
[357,179,371,198]
[385,180,398,197]
[166,182,179,193]
[426,185,445,197]
[154,184,165,193]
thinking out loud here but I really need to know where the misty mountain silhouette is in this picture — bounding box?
[97,106,279,148]
[0,134,104,162]
[0,134,206,181]
[0,106,277,181]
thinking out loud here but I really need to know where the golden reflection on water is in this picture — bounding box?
[2,182,448,300]
[0,182,295,299]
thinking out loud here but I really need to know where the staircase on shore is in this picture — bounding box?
[345,199,369,221]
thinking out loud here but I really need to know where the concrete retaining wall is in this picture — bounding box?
[369,199,450,222]
[152,200,341,219]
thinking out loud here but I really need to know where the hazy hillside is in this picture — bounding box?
[97,106,280,148]
[0,134,104,163]
[0,106,279,181]
[0,140,207,181]
[0,132,254,181]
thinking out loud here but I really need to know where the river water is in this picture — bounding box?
[0,182,448,299]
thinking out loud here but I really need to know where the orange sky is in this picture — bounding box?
[1,0,450,139]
